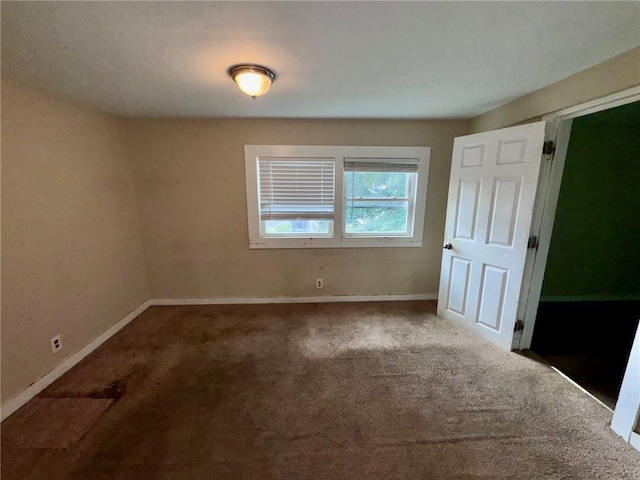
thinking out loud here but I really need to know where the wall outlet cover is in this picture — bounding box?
[50,335,62,353]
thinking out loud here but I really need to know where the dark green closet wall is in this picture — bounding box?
[541,102,640,299]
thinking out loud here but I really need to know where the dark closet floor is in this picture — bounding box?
[531,301,640,409]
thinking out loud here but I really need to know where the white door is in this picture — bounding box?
[611,320,640,451]
[438,122,546,350]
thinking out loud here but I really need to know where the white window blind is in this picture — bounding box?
[258,157,335,220]
[343,158,419,173]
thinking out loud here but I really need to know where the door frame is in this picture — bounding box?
[515,85,640,450]
[517,85,640,350]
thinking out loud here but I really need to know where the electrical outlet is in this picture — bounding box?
[316,278,323,289]
[50,335,62,354]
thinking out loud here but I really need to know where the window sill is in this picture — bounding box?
[249,237,423,249]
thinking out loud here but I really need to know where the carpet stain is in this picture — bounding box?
[376,434,550,447]
[40,378,128,401]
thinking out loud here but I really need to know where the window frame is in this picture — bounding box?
[343,161,418,238]
[245,145,430,249]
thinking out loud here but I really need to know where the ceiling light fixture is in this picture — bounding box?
[227,64,277,99]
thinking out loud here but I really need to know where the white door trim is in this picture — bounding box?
[518,119,572,349]
[520,85,640,349]
[542,85,640,122]
[521,85,640,451]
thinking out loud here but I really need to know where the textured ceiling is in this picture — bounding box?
[2,1,639,118]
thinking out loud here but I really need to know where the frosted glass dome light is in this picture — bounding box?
[228,64,277,99]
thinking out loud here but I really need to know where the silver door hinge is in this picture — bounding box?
[514,320,524,333]
[527,235,538,249]
[542,141,555,155]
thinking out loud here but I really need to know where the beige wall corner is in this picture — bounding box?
[470,47,640,133]
[1,79,150,404]
[124,118,470,300]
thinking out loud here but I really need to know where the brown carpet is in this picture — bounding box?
[2,397,113,448]
[2,301,638,479]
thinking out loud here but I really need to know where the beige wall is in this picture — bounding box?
[124,118,469,299]
[470,47,640,132]
[3,44,636,407]
[1,80,150,404]
[2,44,637,409]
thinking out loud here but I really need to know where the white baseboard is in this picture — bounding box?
[1,293,436,422]
[0,300,153,422]
[150,293,437,306]
[539,294,640,302]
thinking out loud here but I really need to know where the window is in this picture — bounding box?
[258,157,335,237]
[344,159,417,236]
[245,145,430,248]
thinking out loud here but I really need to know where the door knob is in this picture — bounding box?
[443,242,453,250]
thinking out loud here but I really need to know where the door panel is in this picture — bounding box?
[476,264,508,331]
[438,122,546,350]
[497,138,528,164]
[446,256,472,317]
[460,144,486,167]
[486,177,521,247]
[454,180,481,241]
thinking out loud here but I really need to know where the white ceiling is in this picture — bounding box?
[2,1,639,119]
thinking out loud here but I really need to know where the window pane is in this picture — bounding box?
[264,220,332,235]
[345,172,409,198]
[345,200,408,234]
